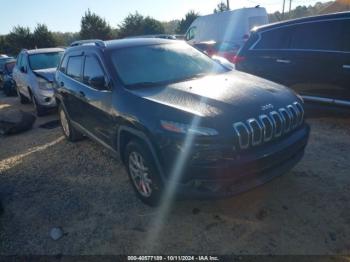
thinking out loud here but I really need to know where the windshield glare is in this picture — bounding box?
[29,52,63,70]
[111,43,226,86]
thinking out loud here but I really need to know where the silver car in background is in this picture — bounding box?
[13,48,64,116]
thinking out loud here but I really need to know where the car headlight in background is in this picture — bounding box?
[37,77,53,90]
[160,120,218,136]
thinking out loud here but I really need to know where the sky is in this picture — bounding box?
[0,0,327,34]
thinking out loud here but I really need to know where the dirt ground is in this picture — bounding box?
[0,92,349,256]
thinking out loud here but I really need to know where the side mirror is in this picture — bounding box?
[20,66,27,73]
[89,76,107,90]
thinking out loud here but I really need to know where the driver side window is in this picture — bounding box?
[83,55,107,90]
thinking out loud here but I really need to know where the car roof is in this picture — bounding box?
[25,48,65,55]
[255,11,350,32]
[68,38,180,52]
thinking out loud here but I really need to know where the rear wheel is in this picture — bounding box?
[125,140,163,206]
[58,104,84,142]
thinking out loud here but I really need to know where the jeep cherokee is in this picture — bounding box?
[54,39,310,206]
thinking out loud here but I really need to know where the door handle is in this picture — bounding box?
[60,81,64,87]
[342,65,350,69]
[276,59,291,64]
[79,91,86,98]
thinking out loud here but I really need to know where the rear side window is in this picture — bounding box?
[83,56,105,87]
[254,27,292,49]
[59,55,69,73]
[290,20,343,51]
[66,56,82,81]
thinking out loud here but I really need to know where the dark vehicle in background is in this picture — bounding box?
[235,12,350,107]
[55,39,309,206]
[194,41,241,63]
[0,56,15,88]
[13,48,64,116]
[2,60,17,96]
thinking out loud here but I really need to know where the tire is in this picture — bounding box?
[32,95,46,117]
[125,140,163,206]
[58,104,84,142]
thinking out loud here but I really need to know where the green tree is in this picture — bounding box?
[214,1,230,13]
[6,26,34,54]
[33,24,57,48]
[175,10,199,34]
[118,12,165,38]
[53,32,80,47]
[162,20,180,34]
[80,10,113,40]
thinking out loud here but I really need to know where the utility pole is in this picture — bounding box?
[227,0,230,10]
[282,0,286,20]
[289,0,293,17]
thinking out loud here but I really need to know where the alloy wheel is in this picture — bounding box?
[128,151,152,197]
[60,109,70,137]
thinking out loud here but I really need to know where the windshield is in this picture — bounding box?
[29,52,63,70]
[111,43,226,86]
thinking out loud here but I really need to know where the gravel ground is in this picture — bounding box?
[0,93,349,256]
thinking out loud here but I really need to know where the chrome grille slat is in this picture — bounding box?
[259,114,274,142]
[247,118,263,146]
[233,101,304,151]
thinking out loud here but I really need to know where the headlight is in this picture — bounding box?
[160,120,218,136]
[37,77,53,90]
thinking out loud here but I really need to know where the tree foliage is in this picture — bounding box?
[214,2,230,13]
[162,20,180,35]
[118,12,165,38]
[5,26,34,55]
[80,10,113,40]
[175,10,199,34]
[269,1,333,22]
[33,24,57,48]
[52,32,80,47]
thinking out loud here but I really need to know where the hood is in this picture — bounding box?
[130,70,300,122]
[33,68,56,82]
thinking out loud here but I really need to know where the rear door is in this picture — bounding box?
[59,53,85,122]
[336,18,350,103]
[288,19,344,101]
[238,26,293,85]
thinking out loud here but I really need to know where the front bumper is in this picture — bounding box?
[163,124,310,199]
[35,89,57,108]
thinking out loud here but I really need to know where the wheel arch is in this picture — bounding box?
[117,126,166,182]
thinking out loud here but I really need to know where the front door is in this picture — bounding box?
[77,53,114,145]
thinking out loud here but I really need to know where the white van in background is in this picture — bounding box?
[185,7,268,48]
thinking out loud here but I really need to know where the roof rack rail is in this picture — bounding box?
[70,39,106,47]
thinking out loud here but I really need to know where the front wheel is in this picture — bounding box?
[58,104,84,142]
[16,85,30,104]
[125,140,163,206]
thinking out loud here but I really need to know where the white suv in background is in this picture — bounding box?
[13,48,64,116]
